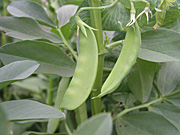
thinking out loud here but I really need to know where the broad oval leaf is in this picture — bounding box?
[157,62,180,96]
[57,5,78,27]
[7,1,56,27]
[0,17,61,43]
[0,60,39,83]
[1,100,65,121]
[0,105,8,135]
[72,113,112,135]
[115,112,180,135]
[127,59,157,102]
[149,104,180,132]
[0,40,75,77]
[139,29,180,62]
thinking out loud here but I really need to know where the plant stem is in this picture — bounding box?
[75,103,88,125]
[103,67,112,72]
[76,0,118,17]
[64,120,72,135]
[58,28,78,61]
[106,40,123,50]
[47,75,53,105]
[113,97,163,120]
[88,0,104,115]
[47,77,70,134]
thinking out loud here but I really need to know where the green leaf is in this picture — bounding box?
[12,77,48,94]
[166,90,180,106]
[127,59,157,102]
[0,60,39,83]
[7,1,56,27]
[1,100,65,121]
[139,29,180,62]
[115,112,180,135]
[0,105,8,135]
[149,104,180,132]
[72,113,112,135]
[112,93,136,108]
[0,81,14,90]
[157,62,180,96]
[57,4,78,27]
[72,1,130,31]
[0,40,75,77]
[102,2,130,30]
[0,17,61,43]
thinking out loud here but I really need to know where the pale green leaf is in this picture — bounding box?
[1,100,65,121]
[157,62,180,95]
[12,77,48,94]
[73,113,113,135]
[7,1,55,27]
[57,5,78,27]
[0,60,39,83]
[139,29,180,62]
[0,17,61,43]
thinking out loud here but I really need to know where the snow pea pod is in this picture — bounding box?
[60,27,98,110]
[98,22,141,97]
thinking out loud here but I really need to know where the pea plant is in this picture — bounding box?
[0,0,180,135]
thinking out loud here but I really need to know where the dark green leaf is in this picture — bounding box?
[72,113,113,135]
[157,62,180,96]
[112,93,136,108]
[115,112,180,135]
[0,40,75,77]
[102,2,130,30]
[7,1,56,27]
[128,59,157,102]
[149,104,180,131]
[139,29,180,62]
[1,100,65,121]
[0,17,61,43]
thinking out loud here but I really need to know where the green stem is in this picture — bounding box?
[153,81,162,96]
[75,103,88,125]
[113,97,163,120]
[103,67,112,72]
[106,40,123,50]
[58,28,78,61]
[164,89,180,98]
[47,77,70,134]
[88,0,104,115]
[47,75,53,105]
[76,0,118,17]
[63,120,72,135]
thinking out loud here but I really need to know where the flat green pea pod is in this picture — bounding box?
[60,27,98,110]
[98,22,141,97]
